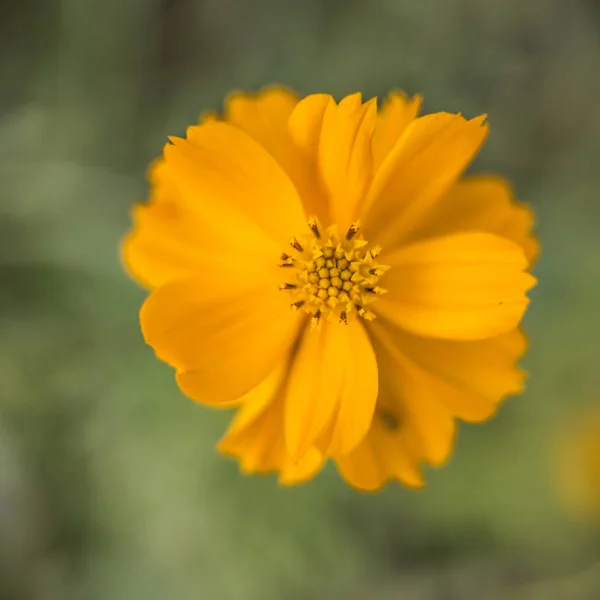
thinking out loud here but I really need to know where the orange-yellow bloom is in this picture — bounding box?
[122,87,538,491]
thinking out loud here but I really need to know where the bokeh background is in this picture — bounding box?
[2,0,600,598]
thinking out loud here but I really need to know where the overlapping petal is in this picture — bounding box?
[335,347,450,490]
[218,362,325,484]
[370,319,527,422]
[375,232,536,340]
[168,121,306,248]
[408,174,539,264]
[284,319,379,460]
[372,91,422,172]
[123,115,309,290]
[140,277,300,406]
[316,93,377,230]
[225,87,299,159]
[225,88,329,224]
[362,113,489,249]
[335,403,426,492]
[121,160,214,289]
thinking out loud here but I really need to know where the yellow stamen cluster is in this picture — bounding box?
[279,217,389,326]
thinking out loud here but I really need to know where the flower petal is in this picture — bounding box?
[372,92,422,172]
[325,320,380,457]
[224,88,330,225]
[408,175,539,264]
[122,160,204,289]
[121,159,283,291]
[369,319,527,422]
[361,113,488,249]
[284,320,378,461]
[218,362,325,485]
[225,87,299,159]
[336,336,456,491]
[166,121,306,248]
[336,353,455,491]
[140,277,300,405]
[376,232,536,340]
[316,93,378,230]
[335,352,432,491]
[288,93,332,154]
[335,407,425,492]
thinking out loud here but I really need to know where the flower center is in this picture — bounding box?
[278,217,389,327]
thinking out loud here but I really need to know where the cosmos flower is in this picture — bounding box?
[122,87,538,490]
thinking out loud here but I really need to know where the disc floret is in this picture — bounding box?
[279,217,390,326]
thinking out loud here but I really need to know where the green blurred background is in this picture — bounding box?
[2,1,600,598]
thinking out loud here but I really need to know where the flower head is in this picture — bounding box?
[122,87,538,490]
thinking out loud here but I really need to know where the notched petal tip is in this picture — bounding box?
[346,473,426,494]
[224,84,299,110]
[339,91,363,107]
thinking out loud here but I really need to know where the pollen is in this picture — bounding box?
[278,218,390,324]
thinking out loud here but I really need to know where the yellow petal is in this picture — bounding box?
[218,362,324,484]
[408,175,539,264]
[335,376,425,491]
[317,94,377,230]
[224,362,287,432]
[224,87,330,226]
[167,120,306,248]
[225,87,299,157]
[140,277,300,405]
[326,320,380,456]
[121,160,209,289]
[288,93,333,154]
[385,369,456,468]
[335,419,425,492]
[288,92,359,229]
[372,92,422,172]
[376,232,536,340]
[370,319,527,422]
[336,342,456,491]
[122,158,284,292]
[361,113,488,249]
[284,320,378,461]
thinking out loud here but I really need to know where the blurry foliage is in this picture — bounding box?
[1,0,600,599]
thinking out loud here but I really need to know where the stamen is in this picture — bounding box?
[307,216,321,239]
[278,224,389,324]
[345,220,361,240]
[364,286,387,295]
[290,237,304,252]
[355,305,376,320]
[310,310,321,330]
[279,252,295,267]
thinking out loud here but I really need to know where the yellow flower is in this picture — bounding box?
[122,87,538,491]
